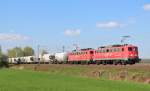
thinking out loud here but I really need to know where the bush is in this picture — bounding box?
[0,56,9,68]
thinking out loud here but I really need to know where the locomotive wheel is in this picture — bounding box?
[71,61,74,64]
[102,61,106,65]
[96,61,100,65]
[74,61,78,64]
[110,61,113,64]
[81,61,85,65]
[78,61,81,64]
[122,61,127,65]
[86,61,89,65]
[113,61,118,65]
[129,61,135,65]
[72,61,75,64]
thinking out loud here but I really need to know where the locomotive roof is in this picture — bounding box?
[80,48,93,50]
[98,44,134,48]
[72,48,93,52]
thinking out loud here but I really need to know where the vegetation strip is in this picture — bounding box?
[0,69,150,91]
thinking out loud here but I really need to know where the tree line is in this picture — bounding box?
[0,46,34,68]
[7,46,34,58]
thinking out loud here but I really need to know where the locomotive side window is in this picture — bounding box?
[79,52,81,55]
[104,49,107,53]
[90,51,94,54]
[117,48,120,52]
[99,50,102,53]
[109,49,112,52]
[96,51,98,53]
[97,50,99,53]
[97,50,98,53]
[97,50,100,53]
[113,48,116,52]
[115,48,117,52]
[112,48,120,52]
[106,49,109,52]
[78,52,80,55]
[122,48,124,51]
[134,47,137,51]
[128,47,133,51]
[102,49,105,53]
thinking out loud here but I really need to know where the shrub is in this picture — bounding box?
[0,56,9,68]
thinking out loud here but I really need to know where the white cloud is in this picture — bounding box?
[143,4,150,11]
[64,29,81,37]
[0,33,30,41]
[96,21,122,29]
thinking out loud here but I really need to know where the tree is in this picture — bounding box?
[7,49,16,58]
[23,46,34,56]
[41,49,48,56]
[7,46,34,57]
[0,47,8,68]
[7,47,24,58]
[0,54,8,68]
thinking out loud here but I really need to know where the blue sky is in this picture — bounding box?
[0,0,150,58]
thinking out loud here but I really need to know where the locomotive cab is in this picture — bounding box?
[126,45,140,63]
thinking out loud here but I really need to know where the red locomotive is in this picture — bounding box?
[68,48,94,64]
[68,44,140,65]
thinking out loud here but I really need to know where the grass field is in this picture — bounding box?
[15,64,150,83]
[0,69,150,91]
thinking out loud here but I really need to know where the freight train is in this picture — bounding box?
[8,44,141,65]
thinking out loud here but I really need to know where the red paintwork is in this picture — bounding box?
[68,49,94,62]
[93,44,139,61]
[68,44,139,62]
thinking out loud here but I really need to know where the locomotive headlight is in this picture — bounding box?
[130,54,133,56]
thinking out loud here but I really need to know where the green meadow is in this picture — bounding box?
[0,69,149,91]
